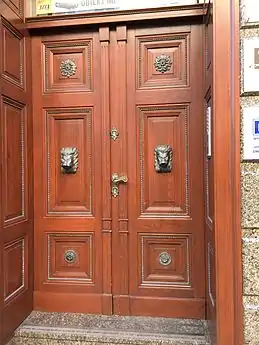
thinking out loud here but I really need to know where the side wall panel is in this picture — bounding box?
[0,0,33,342]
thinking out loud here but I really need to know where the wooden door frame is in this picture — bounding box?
[213,0,243,345]
[25,1,243,344]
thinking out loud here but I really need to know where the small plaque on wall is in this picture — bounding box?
[242,0,259,24]
[243,38,259,93]
[36,0,52,14]
[243,106,259,160]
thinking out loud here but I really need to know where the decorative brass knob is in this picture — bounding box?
[159,252,172,266]
[64,249,77,264]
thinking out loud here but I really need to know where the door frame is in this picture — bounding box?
[25,1,243,344]
[213,0,243,345]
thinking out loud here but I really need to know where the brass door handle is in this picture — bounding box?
[111,173,128,197]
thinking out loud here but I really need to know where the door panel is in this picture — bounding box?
[0,14,33,344]
[32,30,108,313]
[138,105,188,217]
[124,23,205,318]
[47,109,92,214]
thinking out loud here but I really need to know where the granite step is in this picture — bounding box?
[9,311,211,345]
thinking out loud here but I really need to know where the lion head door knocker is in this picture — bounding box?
[154,145,173,173]
[60,147,79,174]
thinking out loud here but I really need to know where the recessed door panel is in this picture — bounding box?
[137,32,189,89]
[2,97,26,224]
[46,108,93,215]
[138,105,189,217]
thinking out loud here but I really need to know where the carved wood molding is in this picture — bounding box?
[3,0,23,19]
[1,95,27,225]
[1,17,24,89]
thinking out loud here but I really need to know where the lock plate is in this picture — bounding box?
[110,128,119,141]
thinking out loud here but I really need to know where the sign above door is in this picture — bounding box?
[35,0,199,16]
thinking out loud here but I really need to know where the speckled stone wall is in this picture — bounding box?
[240,1,259,344]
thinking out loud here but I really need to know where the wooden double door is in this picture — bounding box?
[32,21,205,318]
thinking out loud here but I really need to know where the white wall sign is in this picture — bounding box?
[243,0,259,24]
[243,38,259,93]
[51,0,197,14]
[243,106,259,160]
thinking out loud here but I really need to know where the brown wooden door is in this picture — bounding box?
[32,21,205,318]
[32,28,109,313]
[110,23,205,318]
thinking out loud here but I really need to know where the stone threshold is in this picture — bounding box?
[8,311,211,345]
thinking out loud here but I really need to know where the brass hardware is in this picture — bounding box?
[111,173,128,197]
[110,128,119,141]
[154,55,172,73]
[154,144,173,173]
[159,252,172,266]
[60,59,77,78]
[64,249,77,264]
[60,147,79,174]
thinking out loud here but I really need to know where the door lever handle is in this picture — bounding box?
[111,173,128,197]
